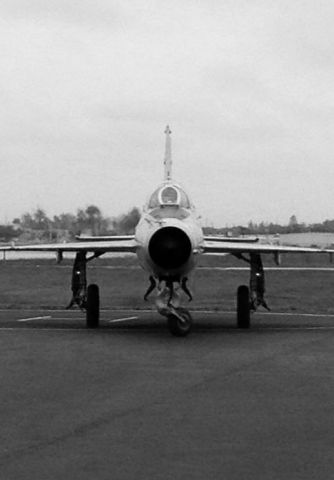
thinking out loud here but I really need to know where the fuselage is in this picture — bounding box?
[135,181,203,280]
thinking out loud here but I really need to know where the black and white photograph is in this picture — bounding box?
[0,1,333,478]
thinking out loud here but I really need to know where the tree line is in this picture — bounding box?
[1,209,334,243]
[0,205,140,242]
[205,215,334,236]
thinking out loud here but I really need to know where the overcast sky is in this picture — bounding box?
[1,0,334,226]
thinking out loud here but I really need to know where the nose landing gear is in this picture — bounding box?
[154,279,193,336]
[167,307,193,337]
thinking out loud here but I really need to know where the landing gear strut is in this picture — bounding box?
[144,276,156,301]
[66,251,102,328]
[249,254,270,311]
[66,251,88,310]
[181,277,193,301]
[234,253,270,329]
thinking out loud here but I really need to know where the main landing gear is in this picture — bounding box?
[237,285,250,329]
[235,253,270,329]
[86,284,100,328]
[66,252,102,328]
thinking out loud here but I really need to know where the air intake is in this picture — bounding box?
[148,227,192,270]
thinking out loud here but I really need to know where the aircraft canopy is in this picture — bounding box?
[147,184,191,209]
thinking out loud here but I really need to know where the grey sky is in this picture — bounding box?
[1,0,333,226]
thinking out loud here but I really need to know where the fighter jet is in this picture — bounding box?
[0,127,330,336]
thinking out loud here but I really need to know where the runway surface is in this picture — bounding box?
[0,308,333,479]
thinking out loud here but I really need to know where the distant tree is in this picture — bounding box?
[248,221,255,232]
[76,209,88,233]
[288,215,298,232]
[113,207,141,234]
[33,209,50,230]
[0,225,21,241]
[20,212,34,229]
[16,204,334,242]
[85,205,103,235]
[74,205,110,235]
[321,219,334,232]
[238,225,250,236]
[52,213,76,231]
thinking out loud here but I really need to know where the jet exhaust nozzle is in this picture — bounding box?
[148,226,192,270]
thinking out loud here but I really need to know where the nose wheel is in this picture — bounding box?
[167,307,193,337]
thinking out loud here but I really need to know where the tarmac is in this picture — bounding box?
[0,308,333,479]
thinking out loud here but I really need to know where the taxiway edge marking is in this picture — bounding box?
[109,316,139,323]
[17,315,52,323]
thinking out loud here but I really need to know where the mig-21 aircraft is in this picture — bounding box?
[0,127,330,336]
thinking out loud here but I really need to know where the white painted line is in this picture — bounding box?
[7,310,334,319]
[0,328,88,332]
[198,267,334,271]
[1,326,334,333]
[109,316,138,324]
[255,311,334,318]
[17,315,52,323]
[259,326,334,330]
[192,310,334,318]
[190,310,334,318]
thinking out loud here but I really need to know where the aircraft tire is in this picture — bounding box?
[167,308,192,337]
[237,285,250,329]
[86,284,100,328]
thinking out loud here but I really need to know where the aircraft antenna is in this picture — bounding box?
[164,125,172,181]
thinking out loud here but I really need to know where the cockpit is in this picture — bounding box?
[147,183,191,210]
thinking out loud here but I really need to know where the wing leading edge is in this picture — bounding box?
[0,237,331,256]
[203,236,259,243]
[202,240,331,255]
[0,239,137,254]
[75,235,135,242]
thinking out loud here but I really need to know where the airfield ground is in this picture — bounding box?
[0,252,333,312]
[0,255,333,479]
